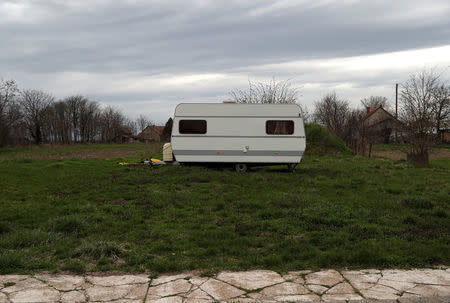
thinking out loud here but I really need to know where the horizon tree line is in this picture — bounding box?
[0,80,157,147]
[2,69,449,167]
[230,70,449,166]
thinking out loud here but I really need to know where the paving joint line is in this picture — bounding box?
[142,275,153,303]
[337,269,365,300]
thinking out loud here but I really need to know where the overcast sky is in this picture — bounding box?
[1,0,450,123]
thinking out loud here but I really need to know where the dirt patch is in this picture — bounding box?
[372,148,450,160]
[32,150,138,159]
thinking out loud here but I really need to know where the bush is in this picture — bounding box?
[305,123,352,155]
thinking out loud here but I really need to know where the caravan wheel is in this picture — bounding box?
[287,163,296,172]
[235,163,248,173]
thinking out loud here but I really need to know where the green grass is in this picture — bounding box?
[0,142,162,160]
[0,143,449,274]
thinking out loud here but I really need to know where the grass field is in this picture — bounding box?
[0,143,449,274]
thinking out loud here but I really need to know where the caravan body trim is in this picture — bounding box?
[171,103,306,164]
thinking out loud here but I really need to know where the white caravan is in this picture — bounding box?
[163,103,306,172]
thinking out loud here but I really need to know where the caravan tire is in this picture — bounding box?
[235,163,248,173]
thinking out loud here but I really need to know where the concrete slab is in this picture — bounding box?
[86,284,131,302]
[261,282,309,296]
[306,284,329,294]
[282,272,305,284]
[326,281,355,294]
[359,284,399,300]
[87,274,149,286]
[322,293,363,302]
[407,284,450,297]
[184,287,213,303]
[305,270,343,287]
[35,274,85,291]
[273,293,320,302]
[200,278,245,301]
[0,293,8,303]
[0,268,449,302]
[217,270,284,290]
[151,273,191,286]
[8,286,60,303]
[147,279,191,297]
[60,290,85,303]
[188,276,209,286]
[146,296,183,303]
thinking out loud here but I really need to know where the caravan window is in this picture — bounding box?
[266,120,294,135]
[179,120,207,134]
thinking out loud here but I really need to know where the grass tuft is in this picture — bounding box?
[0,251,24,273]
[402,198,434,210]
[74,241,124,259]
[61,260,85,274]
[0,230,59,249]
[47,216,87,237]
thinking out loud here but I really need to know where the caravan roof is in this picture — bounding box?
[174,103,302,118]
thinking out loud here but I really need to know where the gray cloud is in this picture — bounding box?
[1,0,450,122]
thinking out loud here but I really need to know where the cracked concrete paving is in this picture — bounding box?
[0,269,449,302]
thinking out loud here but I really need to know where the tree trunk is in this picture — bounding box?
[407,152,429,167]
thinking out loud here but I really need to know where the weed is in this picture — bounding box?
[3,281,16,287]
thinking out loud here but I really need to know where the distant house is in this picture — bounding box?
[114,126,134,143]
[136,125,165,142]
[439,129,450,143]
[362,106,404,143]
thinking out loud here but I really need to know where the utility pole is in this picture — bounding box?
[395,83,398,142]
[395,83,398,119]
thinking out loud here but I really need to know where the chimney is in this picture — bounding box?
[366,107,371,115]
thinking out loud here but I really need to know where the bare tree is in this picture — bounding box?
[361,96,390,111]
[124,118,137,136]
[0,79,21,146]
[64,95,89,143]
[51,100,71,143]
[20,89,55,144]
[313,92,350,139]
[230,79,298,104]
[431,83,450,140]
[400,69,440,166]
[298,104,311,123]
[99,106,126,143]
[136,114,152,133]
[79,100,101,142]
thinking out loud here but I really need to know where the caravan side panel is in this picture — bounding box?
[171,104,306,164]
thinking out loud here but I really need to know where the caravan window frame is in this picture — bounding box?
[179,119,207,134]
[266,120,294,135]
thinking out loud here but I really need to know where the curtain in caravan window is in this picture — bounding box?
[266,120,294,135]
[179,120,207,134]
